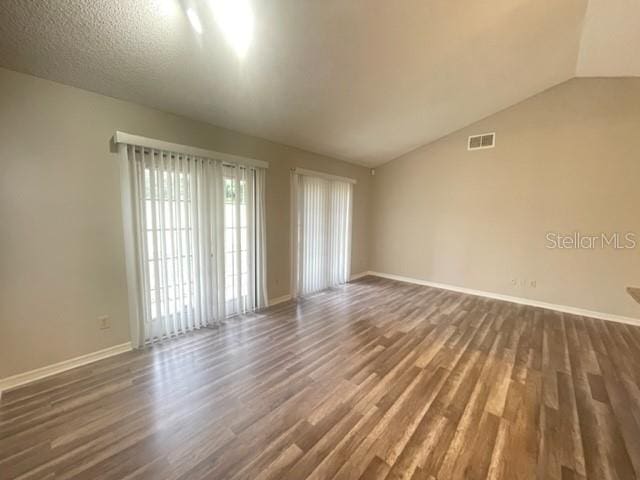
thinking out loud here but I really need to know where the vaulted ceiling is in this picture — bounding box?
[0,0,637,166]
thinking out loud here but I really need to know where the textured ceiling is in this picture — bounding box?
[0,0,633,166]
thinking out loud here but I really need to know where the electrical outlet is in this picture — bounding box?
[98,315,111,330]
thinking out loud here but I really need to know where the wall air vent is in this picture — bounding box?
[467,132,495,151]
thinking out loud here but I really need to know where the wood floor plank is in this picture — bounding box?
[1,276,639,479]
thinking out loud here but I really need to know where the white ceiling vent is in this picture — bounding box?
[468,132,495,151]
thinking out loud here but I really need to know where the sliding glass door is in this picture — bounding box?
[119,143,268,347]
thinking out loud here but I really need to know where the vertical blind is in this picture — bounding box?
[118,142,267,347]
[291,171,353,297]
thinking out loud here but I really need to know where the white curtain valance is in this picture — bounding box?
[113,131,269,170]
[291,167,356,184]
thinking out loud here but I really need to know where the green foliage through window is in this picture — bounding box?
[224,178,247,203]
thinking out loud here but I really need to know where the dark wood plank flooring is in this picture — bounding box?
[2,276,640,479]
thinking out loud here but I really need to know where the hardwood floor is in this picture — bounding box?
[2,276,640,479]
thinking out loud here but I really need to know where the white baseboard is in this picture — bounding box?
[365,271,640,327]
[0,342,132,397]
[268,294,292,307]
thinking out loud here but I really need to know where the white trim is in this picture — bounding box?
[112,131,269,169]
[268,294,292,307]
[364,271,640,327]
[292,168,357,184]
[0,343,132,397]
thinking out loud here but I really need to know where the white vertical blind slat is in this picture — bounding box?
[234,166,242,314]
[157,150,172,336]
[174,153,185,334]
[183,155,195,331]
[255,169,268,307]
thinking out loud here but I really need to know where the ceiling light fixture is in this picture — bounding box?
[210,0,254,58]
[186,8,203,34]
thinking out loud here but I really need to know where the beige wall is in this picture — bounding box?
[371,78,640,319]
[0,67,371,378]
